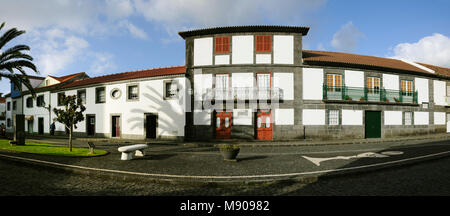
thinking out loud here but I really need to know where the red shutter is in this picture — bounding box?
[256,35,271,52]
[264,36,271,52]
[215,37,222,53]
[222,37,229,53]
[215,36,230,53]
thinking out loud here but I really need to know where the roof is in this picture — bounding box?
[416,62,450,77]
[61,66,186,89]
[48,72,86,83]
[179,25,310,39]
[19,72,88,96]
[0,97,5,103]
[302,50,450,78]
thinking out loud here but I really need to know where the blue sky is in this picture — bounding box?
[1,0,449,95]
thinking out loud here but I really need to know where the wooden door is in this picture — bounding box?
[38,117,44,135]
[365,111,381,138]
[215,111,231,139]
[256,110,273,140]
[146,114,157,139]
[112,116,120,137]
[87,115,95,136]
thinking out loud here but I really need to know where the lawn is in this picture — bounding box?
[0,139,108,157]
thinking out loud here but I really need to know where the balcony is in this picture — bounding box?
[204,87,284,101]
[323,85,418,104]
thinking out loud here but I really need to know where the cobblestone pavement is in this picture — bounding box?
[2,153,450,196]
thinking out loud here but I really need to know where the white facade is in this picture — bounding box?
[384,111,403,125]
[273,35,294,64]
[342,110,363,125]
[415,77,429,104]
[302,68,323,100]
[194,37,213,66]
[434,80,446,106]
[302,109,325,125]
[232,35,254,64]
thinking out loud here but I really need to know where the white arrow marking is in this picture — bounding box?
[302,151,401,166]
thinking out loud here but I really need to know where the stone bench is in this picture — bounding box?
[117,144,149,160]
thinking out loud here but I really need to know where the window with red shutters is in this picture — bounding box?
[256,35,271,52]
[215,36,230,53]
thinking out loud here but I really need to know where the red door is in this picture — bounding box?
[216,111,231,139]
[256,110,273,140]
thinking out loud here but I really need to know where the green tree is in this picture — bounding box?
[53,95,86,152]
[0,22,38,96]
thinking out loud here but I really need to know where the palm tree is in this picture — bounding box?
[0,22,38,96]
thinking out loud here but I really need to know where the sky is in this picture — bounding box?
[1,0,449,95]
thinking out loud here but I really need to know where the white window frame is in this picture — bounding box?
[329,110,339,125]
[404,111,412,125]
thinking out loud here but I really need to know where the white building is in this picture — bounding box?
[3,26,450,141]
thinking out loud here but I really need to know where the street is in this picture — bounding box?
[1,154,450,196]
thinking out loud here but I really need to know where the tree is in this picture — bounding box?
[53,95,86,152]
[0,22,38,97]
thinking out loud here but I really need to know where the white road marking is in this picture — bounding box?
[302,152,386,166]
[302,151,400,166]
[0,150,447,180]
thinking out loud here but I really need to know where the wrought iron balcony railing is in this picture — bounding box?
[323,85,418,104]
[204,87,284,101]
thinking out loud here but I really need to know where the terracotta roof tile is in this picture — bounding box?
[61,66,186,89]
[49,72,86,83]
[302,50,436,76]
[416,62,450,77]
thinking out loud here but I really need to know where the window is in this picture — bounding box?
[77,90,86,104]
[127,85,139,100]
[7,118,11,127]
[215,75,229,100]
[256,35,271,52]
[164,80,178,99]
[367,77,380,94]
[404,111,412,125]
[111,88,121,99]
[401,80,413,96]
[37,95,45,107]
[329,110,339,125]
[257,73,271,99]
[215,36,230,53]
[12,101,17,110]
[96,87,106,103]
[26,97,33,108]
[327,74,342,91]
[7,102,10,111]
[57,93,65,106]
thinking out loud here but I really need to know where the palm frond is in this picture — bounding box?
[0,52,34,64]
[0,60,38,73]
[0,27,26,50]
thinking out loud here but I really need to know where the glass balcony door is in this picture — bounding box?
[257,73,271,100]
[215,74,229,100]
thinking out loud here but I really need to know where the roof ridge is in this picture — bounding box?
[80,65,185,80]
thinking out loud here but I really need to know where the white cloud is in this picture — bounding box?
[133,0,326,35]
[89,52,117,74]
[104,0,135,20]
[118,20,148,39]
[34,29,89,75]
[389,33,450,68]
[331,21,365,52]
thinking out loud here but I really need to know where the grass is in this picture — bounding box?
[0,139,108,157]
